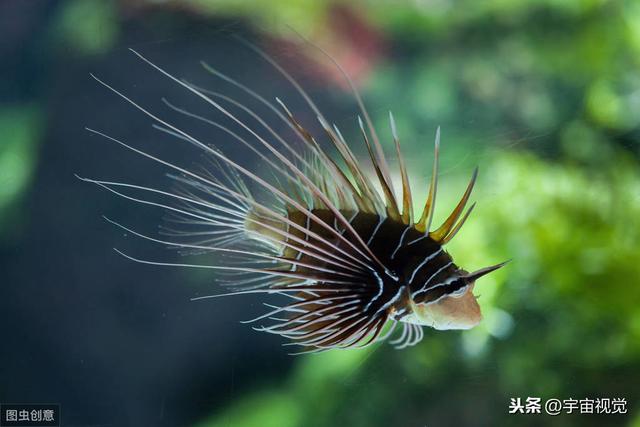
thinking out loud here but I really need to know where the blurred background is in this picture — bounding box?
[1,0,640,426]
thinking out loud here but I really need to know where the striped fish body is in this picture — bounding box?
[248,207,480,341]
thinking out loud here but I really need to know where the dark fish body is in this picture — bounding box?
[265,208,458,316]
[82,41,507,353]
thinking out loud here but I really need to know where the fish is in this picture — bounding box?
[79,40,508,354]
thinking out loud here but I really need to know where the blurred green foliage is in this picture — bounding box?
[50,0,118,55]
[179,0,640,135]
[0,106,42,240]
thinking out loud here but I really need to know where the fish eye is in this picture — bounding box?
[447,281,469,298]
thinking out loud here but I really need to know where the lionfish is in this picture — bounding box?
[80,41,507,354]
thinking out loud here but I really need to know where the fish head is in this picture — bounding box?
[406,283,481,330]
[404,260,508,330]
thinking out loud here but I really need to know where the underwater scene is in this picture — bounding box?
[1,1,639,426]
